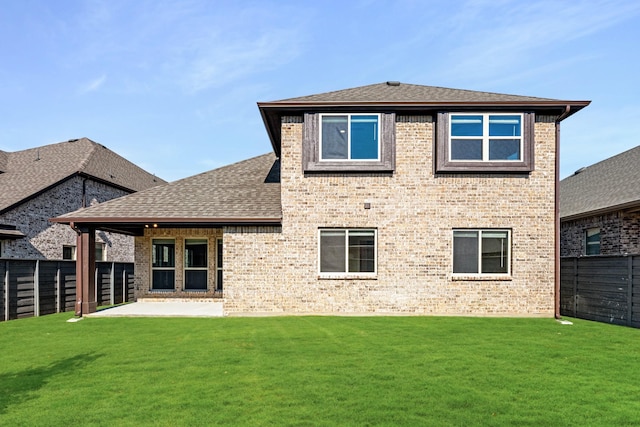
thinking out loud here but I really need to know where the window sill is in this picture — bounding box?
[150,289,176,292]
[318,274,378,280]
[305,160,394,173]
[451,275,512,282]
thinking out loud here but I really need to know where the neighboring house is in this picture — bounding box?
[54,82,589,316]
[0,138,165,261]
[560,145,640,257]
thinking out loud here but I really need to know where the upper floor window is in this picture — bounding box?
[320,114,379,161]
[436,112,534,173]
[450,114,522,162]
[303,112,395,173]
[585,228,601,255]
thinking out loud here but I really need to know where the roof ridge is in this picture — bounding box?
[76,137,98,173]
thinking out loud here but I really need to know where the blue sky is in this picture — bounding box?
[1,0,639,181]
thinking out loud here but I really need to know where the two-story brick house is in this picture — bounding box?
[54,82,589,316]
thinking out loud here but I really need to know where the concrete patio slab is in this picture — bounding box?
[87,299,224,318]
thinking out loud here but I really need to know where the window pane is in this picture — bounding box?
[348,231,375,273]
[489,115,521,137]
[95,243,105,261]
[451,139,483,160]
[453,231,479,273]
[185,239,207,268]
[586,228,601,255]
[185,270,207,290]
[152,240,175,268]
[320,231,346,272]
[321,116,348,159]
[451,115,483,136]
[481,231,508,274]
[152,270,175,290]
[350,115,378,160]
[489,139,521,160]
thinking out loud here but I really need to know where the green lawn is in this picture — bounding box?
[1,314,640,426]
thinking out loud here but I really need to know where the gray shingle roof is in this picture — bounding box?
[54,153,281,229]
[560,145,640,219]
[272,82,558,103]
[0,150,7,173]
[0,138,165,213]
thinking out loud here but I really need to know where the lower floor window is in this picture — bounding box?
[63,245,76,260]
[319,229,376,274]
[585,228,601,255]
[185,238,208,290]
[453,229,511,275]
[152,239,175,290]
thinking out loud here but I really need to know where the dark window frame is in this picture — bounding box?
[151,238,176,290]
[436,111,535,173]
[303,112,395,173]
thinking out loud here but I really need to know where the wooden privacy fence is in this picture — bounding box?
[560,255,640,327]
[0,259,134,322]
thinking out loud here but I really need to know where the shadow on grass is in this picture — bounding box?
[0,353,103,414]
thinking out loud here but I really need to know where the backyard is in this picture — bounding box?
[1,313,639,426]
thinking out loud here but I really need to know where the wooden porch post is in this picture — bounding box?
[75,225,96,316]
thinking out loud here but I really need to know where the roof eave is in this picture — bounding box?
[560,199,640,221]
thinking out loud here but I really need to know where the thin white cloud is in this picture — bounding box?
[79,74,107,94]
[439,0,640,82]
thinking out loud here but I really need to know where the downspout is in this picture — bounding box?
[555,106,571,319]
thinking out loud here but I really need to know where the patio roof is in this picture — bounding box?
[52,153,282,235]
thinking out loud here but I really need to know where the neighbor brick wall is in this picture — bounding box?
[223,114,558,316]
[0,176,134,261]
[561,211,640,256]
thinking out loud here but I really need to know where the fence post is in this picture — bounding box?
[56,263,61,314]
[34,260,40,317]
[110,262,115,305]
[628,256,634,327]
[3,261,8,321]
[573,257,578,316]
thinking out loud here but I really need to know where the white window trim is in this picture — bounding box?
[449,113,524,163]
[184,237,208,291]
[452,229,512,277]
[318,228,378,278]
[319,113,381,162]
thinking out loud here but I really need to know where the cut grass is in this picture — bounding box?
[2,314,640,426]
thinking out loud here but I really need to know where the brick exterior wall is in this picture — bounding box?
[220,114,558,316]
[561,211,640,256]
[0,176,134,261]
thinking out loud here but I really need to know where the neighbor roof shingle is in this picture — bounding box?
[0,138,165,213]
[560,145,640,219]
